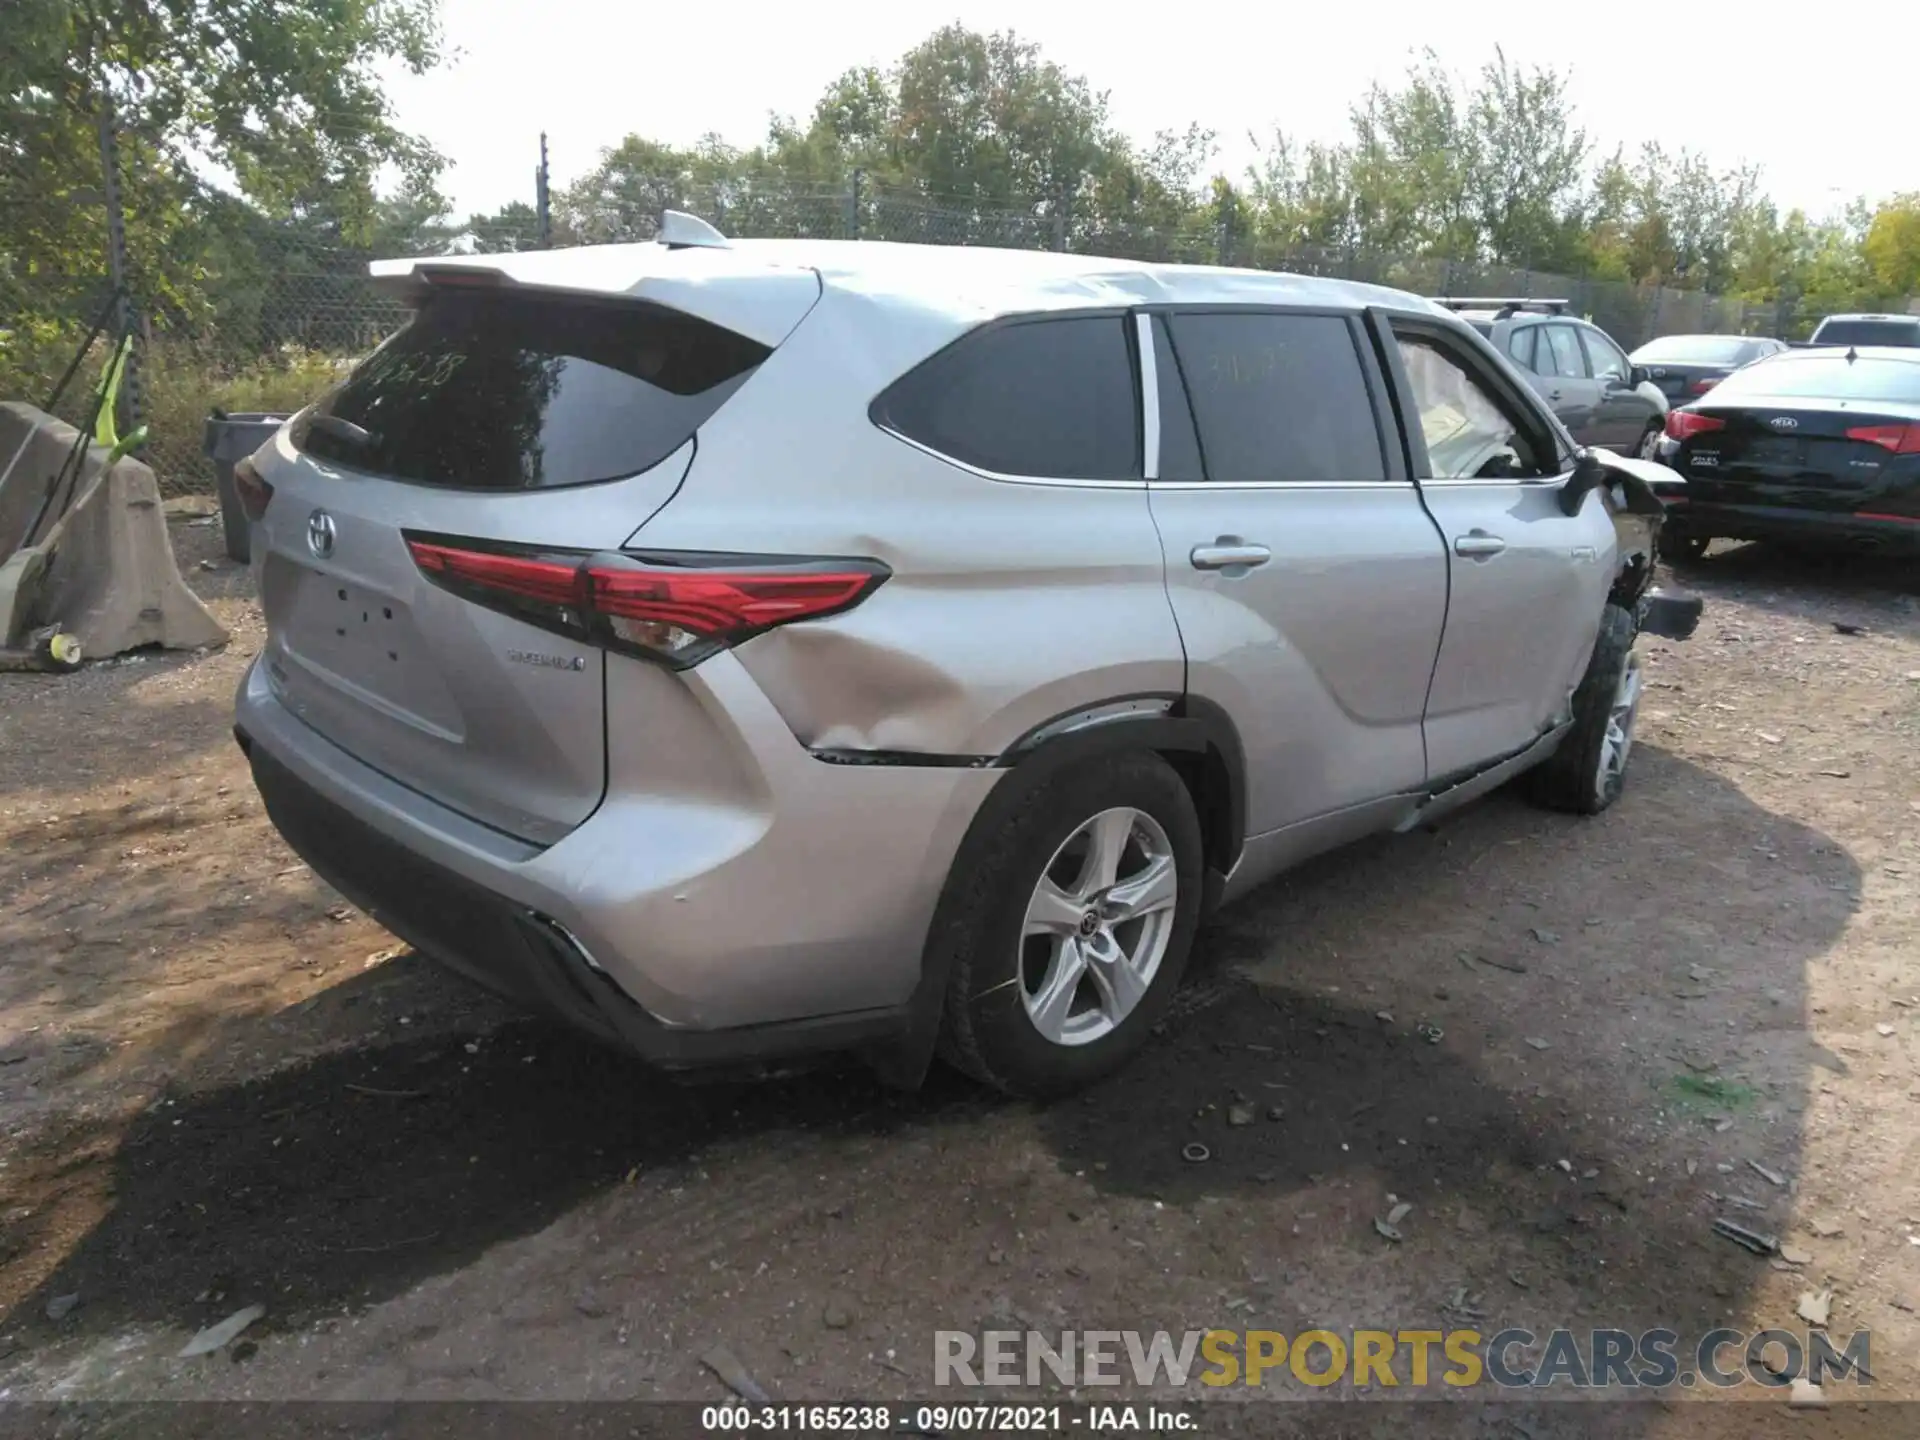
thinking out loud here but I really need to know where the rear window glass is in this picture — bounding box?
[874,316,1138,480]
[1712,354,1920,404]
[291,291,770,490]
[1164,312,1384,483]
[1810,319,1920,346]
[1634,335,1763,366]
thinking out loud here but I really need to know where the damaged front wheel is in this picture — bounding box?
[1528,604,1643,815]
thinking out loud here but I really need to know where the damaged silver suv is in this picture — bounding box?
[234,216,1698,1097]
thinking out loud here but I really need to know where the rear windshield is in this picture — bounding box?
[1711,353,1920,404]
[1809,318,1920,347]
[1633,335,1765,366]
[291,290,770,489]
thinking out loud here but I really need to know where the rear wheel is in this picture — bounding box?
[1634,423,1662,460]
[1528,604,1642,816]
[1659,531,1710,564]
[936,752,1203,1097]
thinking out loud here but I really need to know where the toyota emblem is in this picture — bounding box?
[306,509,337,559]
[1768,416,1799,430]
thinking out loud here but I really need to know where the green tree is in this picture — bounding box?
[1862,193,1920,298]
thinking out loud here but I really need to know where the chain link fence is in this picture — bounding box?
[5,174,1789,497]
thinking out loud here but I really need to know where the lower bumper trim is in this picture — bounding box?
[241,731,908,1071]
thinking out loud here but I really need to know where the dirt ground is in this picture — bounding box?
[1,508,1917,1430]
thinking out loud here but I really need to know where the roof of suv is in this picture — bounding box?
[371,238,1444,336]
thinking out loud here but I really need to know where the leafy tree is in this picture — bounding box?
[1862,194,1920,298]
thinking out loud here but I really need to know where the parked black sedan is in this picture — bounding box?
[1653,346,1920,561]
[1629,334,1790,405]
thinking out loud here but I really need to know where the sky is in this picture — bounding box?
[384,0,1913,223]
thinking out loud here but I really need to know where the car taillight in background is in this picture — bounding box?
[1664,411,1726,441]
[1688,377,1719,395]
[1844,422,1920,454]
[233,457,274,521]
[404,535,890,669]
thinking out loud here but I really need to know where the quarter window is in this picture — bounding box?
[1163,312,1385,483]
[873,316,1138,480]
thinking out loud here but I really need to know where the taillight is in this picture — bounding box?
[233,457,273,522]
[1688,377,1719,395]
[1845,423,1920,454]
[1665,411,1726,441]
[404,535,889,669]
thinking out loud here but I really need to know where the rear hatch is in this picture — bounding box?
[1673,397,1920,513]
[250,257,818,843]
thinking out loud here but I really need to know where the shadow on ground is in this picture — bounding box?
[1,742,1858,1418]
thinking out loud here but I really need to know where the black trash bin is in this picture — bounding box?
[202,412,290,563]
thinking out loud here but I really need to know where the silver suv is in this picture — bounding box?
[234,217,1693,1096]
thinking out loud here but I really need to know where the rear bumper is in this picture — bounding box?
[1664,501,1920,555]
[234,655,999,1067]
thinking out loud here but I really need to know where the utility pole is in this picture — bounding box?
[535,132,552,248]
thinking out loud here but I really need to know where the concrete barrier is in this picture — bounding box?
[0,402,228,657]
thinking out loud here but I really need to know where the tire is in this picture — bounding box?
[1659,530,1710,564]
[1528,604,1643,816]
[935,751,1204,1097]
[1634,423,1662,460]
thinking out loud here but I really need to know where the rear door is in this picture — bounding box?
[250,280,807,843]
[1376,314,1618,778]
[1144,309,1448,837]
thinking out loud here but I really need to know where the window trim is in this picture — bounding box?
[1368,308,1574,485]
[868,309,1145,489]
[1143,303,1405,489]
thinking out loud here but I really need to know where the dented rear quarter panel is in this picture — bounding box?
[630,285,1186,760]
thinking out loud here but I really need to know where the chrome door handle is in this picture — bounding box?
[1190,540,1272,572]
[1454,531,1507,558]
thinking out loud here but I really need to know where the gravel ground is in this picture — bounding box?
[0,513,1916,1429]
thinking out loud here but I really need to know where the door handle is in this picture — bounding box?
[1453,530,1507,558]
[1190,539,1272,572]
[1547,390,1564,401]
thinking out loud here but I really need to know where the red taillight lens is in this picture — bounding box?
[1844,423,1920,454]
[1688,377,1719,395]
[233,457,273,522]
[1665,411,1726,441]
[404,535,888,669]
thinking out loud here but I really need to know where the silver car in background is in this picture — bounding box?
[233,216,1692,1096]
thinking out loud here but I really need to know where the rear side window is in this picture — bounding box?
[291,291,770,490]
[1164,312,1385,483]
[874,316,1138,480]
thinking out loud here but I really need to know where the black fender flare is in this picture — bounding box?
[865,694,1247,1088]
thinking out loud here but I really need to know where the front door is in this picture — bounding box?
[1377,315,1620,779]
[1538,322,1604,446]
[1579,324,1650,451]
[1141,309,1449,838]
